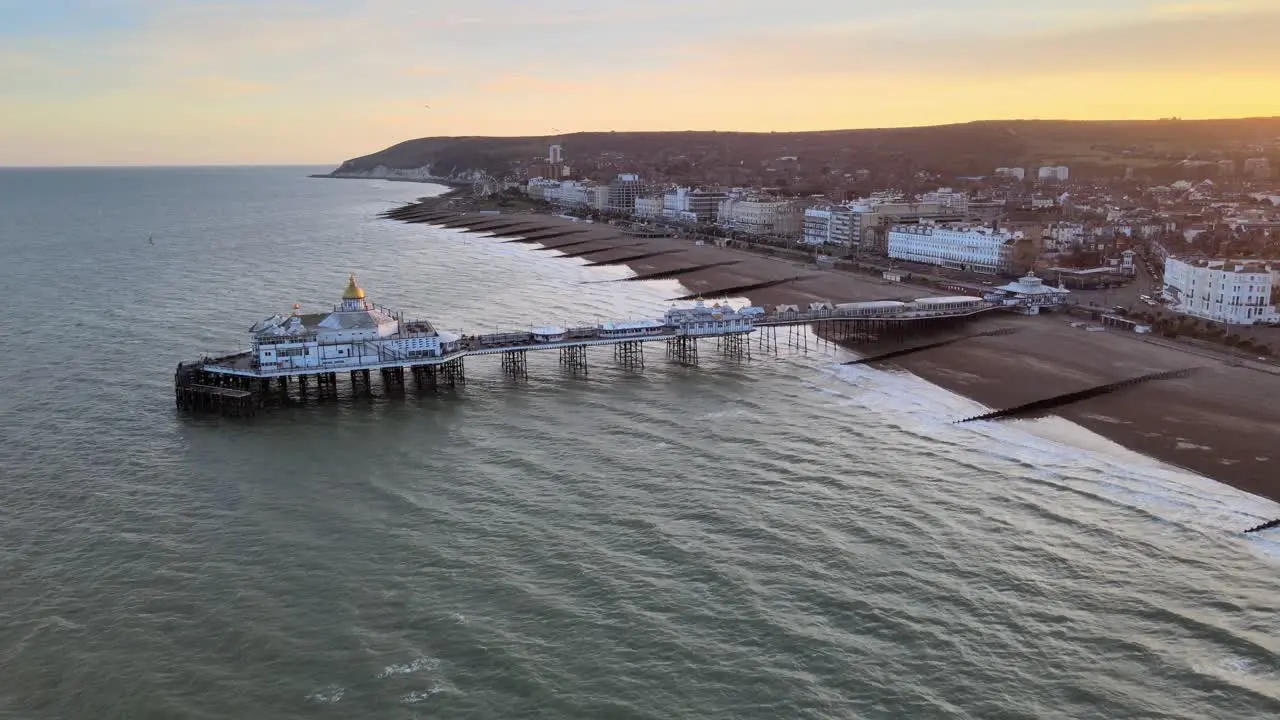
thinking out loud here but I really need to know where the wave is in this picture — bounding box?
[819,361,1280,555]
[376,655,439,679]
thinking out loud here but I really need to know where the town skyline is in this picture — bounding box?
[3,0,1279,166]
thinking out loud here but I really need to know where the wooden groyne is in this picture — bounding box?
[955,368,1201,423]
[844,328,1017,366]
[530,236,613,251]
[584,249,687,267]
[672,275,818,301]
[557,242,647,259]
[621,261,742,282]
[497,229,588,244]
[1244,518,1280,534]
[488,225,559,238]
[405,212,458,224]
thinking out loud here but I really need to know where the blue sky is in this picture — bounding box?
[1,0,1277,165]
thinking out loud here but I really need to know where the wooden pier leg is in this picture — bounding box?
[501,350,528,379]
[719,333,749,361]
[613,342,643,370]
[559,346,587,374]
[666,336,698,366]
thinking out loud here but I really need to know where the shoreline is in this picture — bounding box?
[383,203,1280,507]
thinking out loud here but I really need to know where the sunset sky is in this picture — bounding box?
[2,0,1278,165]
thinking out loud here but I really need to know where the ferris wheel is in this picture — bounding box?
[471,174,500,197]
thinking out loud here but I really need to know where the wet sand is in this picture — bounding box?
[399,208,1280,506]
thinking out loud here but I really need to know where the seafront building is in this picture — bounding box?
[542,180,594,207]
[634,196,664,219]
[662,187,727,223]
[717,197,801,237]
[887,223,1017,275]
[802,205,856,246]
[607,173,649,214]
[988,273,1071,314]
[802,198,956,250]
[1162,258,1279,325]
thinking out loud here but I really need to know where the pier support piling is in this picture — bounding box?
[412,363,439,392]
[787,325,809,353]
[757,326,778,355]
[440,358,465,387]
[667,336,699,366]
[613,342,644,370]
[560,345,588,374]
[501,350,529,379]
[718,333,750,361]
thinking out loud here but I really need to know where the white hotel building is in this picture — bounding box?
[887,224,1017,275]
[718,197,801,237]
[1038,166,1070,182]
[802,205,855,246]
[1162,258,1278,325]
[662,187,727,223]
[920,188,969,215]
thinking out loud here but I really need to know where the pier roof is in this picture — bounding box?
[343,273,366,300]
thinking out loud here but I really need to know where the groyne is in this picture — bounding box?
[1243,518,1280,534]
[844,328,1017,365]
[955,368,1201,423]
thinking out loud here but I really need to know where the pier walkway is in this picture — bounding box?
[193,299,1000,381]
[175,275,1020,415]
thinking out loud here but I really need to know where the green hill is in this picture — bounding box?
[331,118,1280,182]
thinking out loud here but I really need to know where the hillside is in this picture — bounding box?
[330,118,1280,183]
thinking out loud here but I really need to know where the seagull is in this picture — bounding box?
[147,234,154,245]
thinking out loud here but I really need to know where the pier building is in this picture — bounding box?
[175,275,1007,416]
[248,274,463,372]
[988,274,1071,314]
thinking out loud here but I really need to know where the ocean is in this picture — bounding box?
[1,166,1277,719]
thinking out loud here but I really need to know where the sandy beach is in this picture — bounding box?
[389,203,1280,506]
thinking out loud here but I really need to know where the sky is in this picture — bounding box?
[1,0,1278,165]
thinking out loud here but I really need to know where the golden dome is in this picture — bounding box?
[343,273,366,300]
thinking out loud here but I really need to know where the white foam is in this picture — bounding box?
[377,655,439,679]
[819,361,1280,547]
[306,685,345,704]
[401,683,451,704]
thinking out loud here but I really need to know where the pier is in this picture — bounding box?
[176,276,1010,416]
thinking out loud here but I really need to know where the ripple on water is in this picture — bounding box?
[2,168,1279,719]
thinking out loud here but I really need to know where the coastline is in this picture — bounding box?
[382,202,1280,506]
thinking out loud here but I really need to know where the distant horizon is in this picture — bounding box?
[4,114,1280,169]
